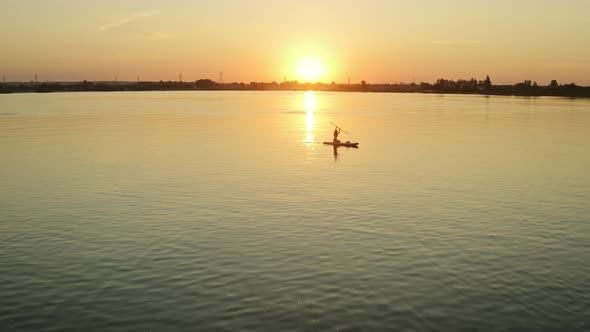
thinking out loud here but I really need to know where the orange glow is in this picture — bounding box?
[296,58,326,83]
[4,3,590,84]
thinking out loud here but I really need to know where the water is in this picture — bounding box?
[1,91,589,331]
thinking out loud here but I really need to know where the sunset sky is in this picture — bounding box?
[2,0,589,84]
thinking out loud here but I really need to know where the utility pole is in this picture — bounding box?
[179,73,182,82]
[218,71,224,84]
[35,74,38,83]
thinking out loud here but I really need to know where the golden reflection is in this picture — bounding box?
[303,91,315,144]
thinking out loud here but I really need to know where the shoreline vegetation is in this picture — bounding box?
[1,76,589,97]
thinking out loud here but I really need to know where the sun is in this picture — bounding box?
[296,58,326,82]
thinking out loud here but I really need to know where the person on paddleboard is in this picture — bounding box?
[333,127,341,143]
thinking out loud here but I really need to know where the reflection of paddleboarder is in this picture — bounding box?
[333,127,341,143]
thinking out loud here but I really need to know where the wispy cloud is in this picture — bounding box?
[99,10,159,32]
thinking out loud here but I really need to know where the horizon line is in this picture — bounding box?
[1,78,585,87]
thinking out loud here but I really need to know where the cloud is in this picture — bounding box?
[99,10,159,32]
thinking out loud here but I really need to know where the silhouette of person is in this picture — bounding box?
[333,127,341,143]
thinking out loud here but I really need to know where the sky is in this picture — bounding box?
[1,0,590,84]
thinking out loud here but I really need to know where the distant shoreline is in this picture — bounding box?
[2,79,590,98]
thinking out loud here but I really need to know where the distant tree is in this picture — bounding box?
[360,80,367,90]
[195,79,216,89]
[483,75,492,90]
[549,80,559,88]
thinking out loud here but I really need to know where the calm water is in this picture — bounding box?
[1,91,589,331]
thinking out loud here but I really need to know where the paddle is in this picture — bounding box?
[329,122,350,135]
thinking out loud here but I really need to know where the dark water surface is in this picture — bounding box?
[1,91,589,331]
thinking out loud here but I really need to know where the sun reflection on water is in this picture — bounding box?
[303,91,315,145]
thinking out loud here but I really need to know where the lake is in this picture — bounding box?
[1,91,589,331]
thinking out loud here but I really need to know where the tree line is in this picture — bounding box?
[1,76,589,97]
